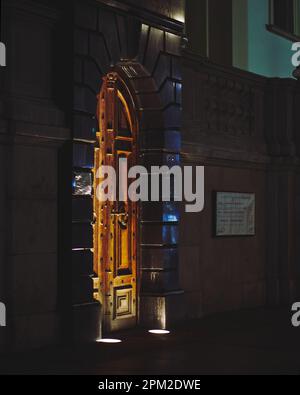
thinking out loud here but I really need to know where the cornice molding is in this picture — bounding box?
[95,0,184,34]
[5,0,61,21]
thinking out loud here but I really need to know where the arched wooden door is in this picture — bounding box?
[93,72,138,333]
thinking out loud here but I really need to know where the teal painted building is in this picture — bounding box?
[233,0,300,77]
[186,0,300,78]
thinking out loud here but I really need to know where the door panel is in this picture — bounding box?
[94,73,138,333]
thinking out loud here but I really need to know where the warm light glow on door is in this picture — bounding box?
[94,72,138,333]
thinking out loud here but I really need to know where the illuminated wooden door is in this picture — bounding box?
[94,72,138,333]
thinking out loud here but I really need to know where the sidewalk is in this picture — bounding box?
[0,307,299,375]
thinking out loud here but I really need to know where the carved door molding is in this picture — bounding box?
[92,61,181,333]
[94,71,138,333]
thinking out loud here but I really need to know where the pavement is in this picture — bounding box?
[0,307,299,375]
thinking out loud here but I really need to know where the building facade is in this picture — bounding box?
[0,0,299,351]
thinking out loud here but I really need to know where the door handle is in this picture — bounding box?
[110,212,128,229]
[118,213,129,229]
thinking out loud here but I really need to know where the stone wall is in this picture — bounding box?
[0,0,71,351]
[181,51,300,319]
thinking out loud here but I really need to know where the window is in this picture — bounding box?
[269,0,300,40]
[273,0,294,33]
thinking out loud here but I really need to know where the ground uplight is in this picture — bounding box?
[148,329,170,335]
[96,338,122,344]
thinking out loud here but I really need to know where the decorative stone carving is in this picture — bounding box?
[192,73,255,137]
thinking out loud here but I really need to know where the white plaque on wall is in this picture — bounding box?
[215,192,255,237]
